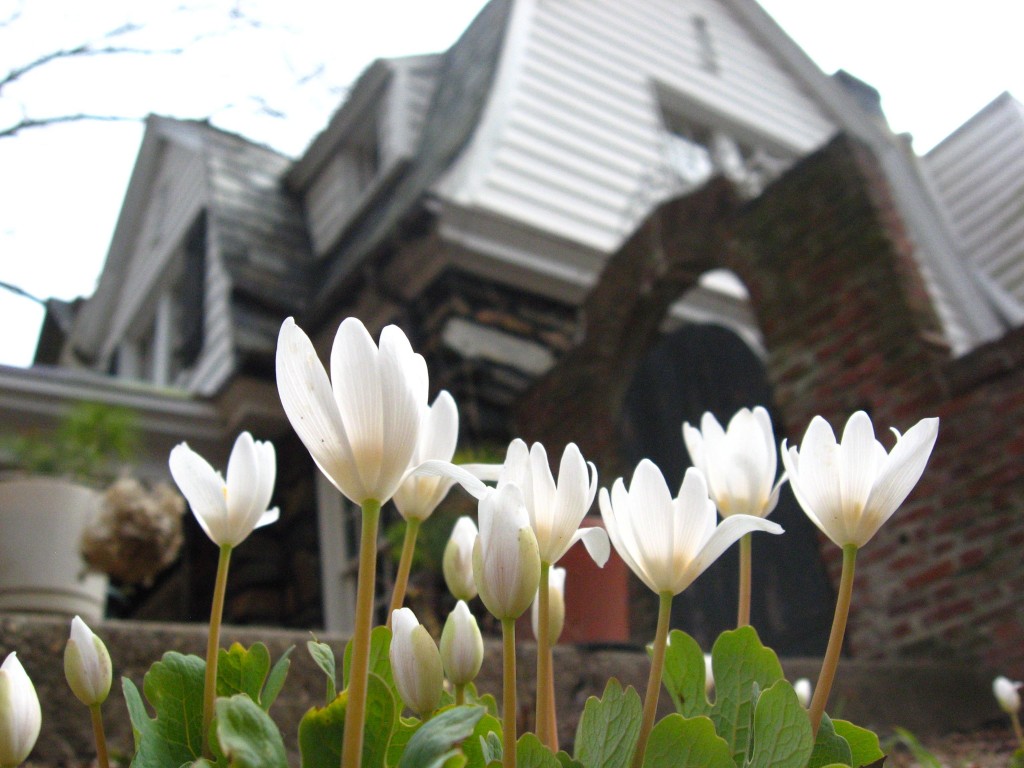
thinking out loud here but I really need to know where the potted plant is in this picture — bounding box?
[0,402,184,621]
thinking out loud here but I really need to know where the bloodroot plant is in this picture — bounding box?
[1,316,945,768]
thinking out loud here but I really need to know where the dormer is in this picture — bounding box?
[288,54,442,258]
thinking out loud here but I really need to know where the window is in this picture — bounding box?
[692,16,719,74]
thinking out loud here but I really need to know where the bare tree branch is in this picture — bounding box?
[0,113,139,140]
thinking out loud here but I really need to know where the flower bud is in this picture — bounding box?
[531,567,566,646]
[704,653,714,696]
[0,653,41,767]
[443,517,478,602]
[994,676,1022,715]
[390,608,444,717]
[794,678,812,708]
[473,484,541,621]
[440,601,484,686]
[64,616,112,707]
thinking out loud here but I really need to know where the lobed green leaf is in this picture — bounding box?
[708,627,785,767]
[214,694,288,768]
[832,720,884,767]
[308,639,337,703]
[661,629,711,718]
[516,732,562,768]
[298,673,396,768]
[122,652,207,768]
[808,715,853,768]
[217,643,270,703]
[398,705,486,768]
[573,678,643,768]
[641,714,733,768]
[746,680,813,768]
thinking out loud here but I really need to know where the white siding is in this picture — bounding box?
[437,0,836,252]
[925,95,1024,314]
[105,143,207,353]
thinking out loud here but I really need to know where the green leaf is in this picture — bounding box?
[641,714,733,768]
[461,712,502,768]
[262,645,294,711]
[308,640,337,703]
[398,705,486,768]
[516,732,561,768]
[832,720,884,767]
[573,678,643,768]
[298,673,396,768]
[387,716,423,768]
[555,752,584,768]
[463,682,500,719]
[808,715,853,768]
[214,694,288,768]
[1010,747,1024,768]
[661,630,711,718]
[746,680,813,768]
[122,652,207,767]
[217,643,270,703]
[707,627,785,767]
[343,626,396,692]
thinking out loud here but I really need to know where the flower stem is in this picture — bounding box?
[387,517,422,627]
[544,645,559,752]
[737,533,752,627]
[89,703,110,768]
[809,543,858,735]
[631,591,673,768]
[535,561,555,750]
[1011,710,1024,750]
[501,617,518,768]
[202,542,232,756]
[455,683,466,706]
[340,498,382,768]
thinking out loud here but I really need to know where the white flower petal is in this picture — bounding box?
[568,526,611,568]
[276,318,364,501]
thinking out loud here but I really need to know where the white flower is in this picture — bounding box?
[169,431,279,547]
[794,678,812,708]
[390,608,443,717]
[443,516,478,602]
[439,601,484,686]
[704,653,714,696]
[276,316,425,505]
[392,391,459,521]
[781,411,939,548]
[473,483,541,620]
[497,440,609,567]
[683,407,785,518]
[0,653,41,767]
[531,566,566,646]
[64,616,112,707]
[994,676,1022,715]
[599,462,783,595]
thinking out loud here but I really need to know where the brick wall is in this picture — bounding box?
[517,135,1024,677]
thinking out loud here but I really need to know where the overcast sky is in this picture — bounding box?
[1,0,1021,367]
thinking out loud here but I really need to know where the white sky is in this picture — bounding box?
[0,0,1021,367]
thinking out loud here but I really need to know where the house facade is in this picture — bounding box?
[29,0,1023,671]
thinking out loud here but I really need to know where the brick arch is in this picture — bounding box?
[512,135,1024,667]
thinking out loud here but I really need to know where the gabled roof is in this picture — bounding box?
[303,0,513,323]
[68,116,311,365]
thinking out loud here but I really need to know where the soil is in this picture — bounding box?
[884,726,1022,768]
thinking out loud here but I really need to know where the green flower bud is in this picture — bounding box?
[64,616,112,707]
[390,608,443,717]
[440,601,484,686]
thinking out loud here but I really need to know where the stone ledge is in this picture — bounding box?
[0,615,1000,765]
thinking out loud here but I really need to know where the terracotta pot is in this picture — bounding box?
[0,477,108,622]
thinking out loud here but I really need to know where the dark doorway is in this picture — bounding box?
[620,323,834,655]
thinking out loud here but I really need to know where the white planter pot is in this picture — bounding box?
[0,477,108,622]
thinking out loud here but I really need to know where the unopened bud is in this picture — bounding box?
[440,601,484,686]
[64,616,112,707]
[390,608,443,717]
[443,516,478,602]
[531,567,566,646]
[994,676,1022,715]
